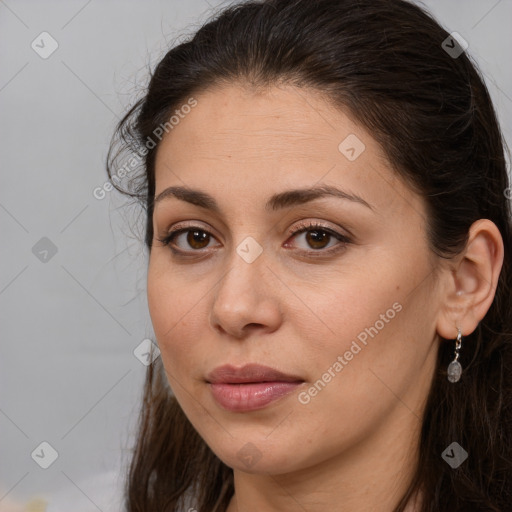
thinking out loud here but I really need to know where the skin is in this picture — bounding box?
[147,83,504,511]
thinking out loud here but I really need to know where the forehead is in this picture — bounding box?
[155,84,388,178]
[156,83,382,161]
[152,83,421,221]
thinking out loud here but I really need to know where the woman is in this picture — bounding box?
[106,0,512,510]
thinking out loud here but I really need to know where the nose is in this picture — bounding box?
[209,243,282,339]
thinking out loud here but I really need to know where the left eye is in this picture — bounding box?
[286,224,350,252]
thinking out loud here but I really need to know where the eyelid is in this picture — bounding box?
[284,219,350,239]
[160,220,220,241]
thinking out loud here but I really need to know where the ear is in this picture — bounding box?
[436,219,504,339]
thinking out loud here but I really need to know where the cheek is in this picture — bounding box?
[296,278,410,403]
[147,256,194,331]
[301,276,398,353]
[302,276,431,425]
[147,262,211,378]
[147,266,187,353]
[147,266,171,339]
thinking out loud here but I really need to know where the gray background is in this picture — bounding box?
[1,1,511,510]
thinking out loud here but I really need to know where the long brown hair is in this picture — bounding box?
[106,0,512,510]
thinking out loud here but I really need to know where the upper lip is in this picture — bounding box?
[206,364,304,384]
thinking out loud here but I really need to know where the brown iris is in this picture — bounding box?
[187,229,210,249]
[305,229,330,250]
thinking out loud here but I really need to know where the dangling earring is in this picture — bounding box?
[447,328,463,383]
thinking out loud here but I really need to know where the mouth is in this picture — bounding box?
[206,363,304,384]
[206,363,305,412]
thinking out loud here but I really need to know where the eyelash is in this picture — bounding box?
[155,221,352,258]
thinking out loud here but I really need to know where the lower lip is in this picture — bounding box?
[208,381,303,412]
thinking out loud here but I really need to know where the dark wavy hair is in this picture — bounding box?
[106,0,512,510]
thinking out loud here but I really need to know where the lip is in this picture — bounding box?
[206,364,304,412]
[206,363,303,384]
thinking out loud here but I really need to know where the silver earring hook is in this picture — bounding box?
[447,327,463,383]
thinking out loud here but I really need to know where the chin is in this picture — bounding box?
[209,436,304,475]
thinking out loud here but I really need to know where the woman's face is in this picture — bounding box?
[148,83,442,475]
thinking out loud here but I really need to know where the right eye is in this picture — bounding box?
[156,225,220,254]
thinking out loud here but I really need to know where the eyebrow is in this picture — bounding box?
[153,184,374,212]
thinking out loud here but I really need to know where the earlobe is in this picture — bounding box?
[436,219,504,340]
